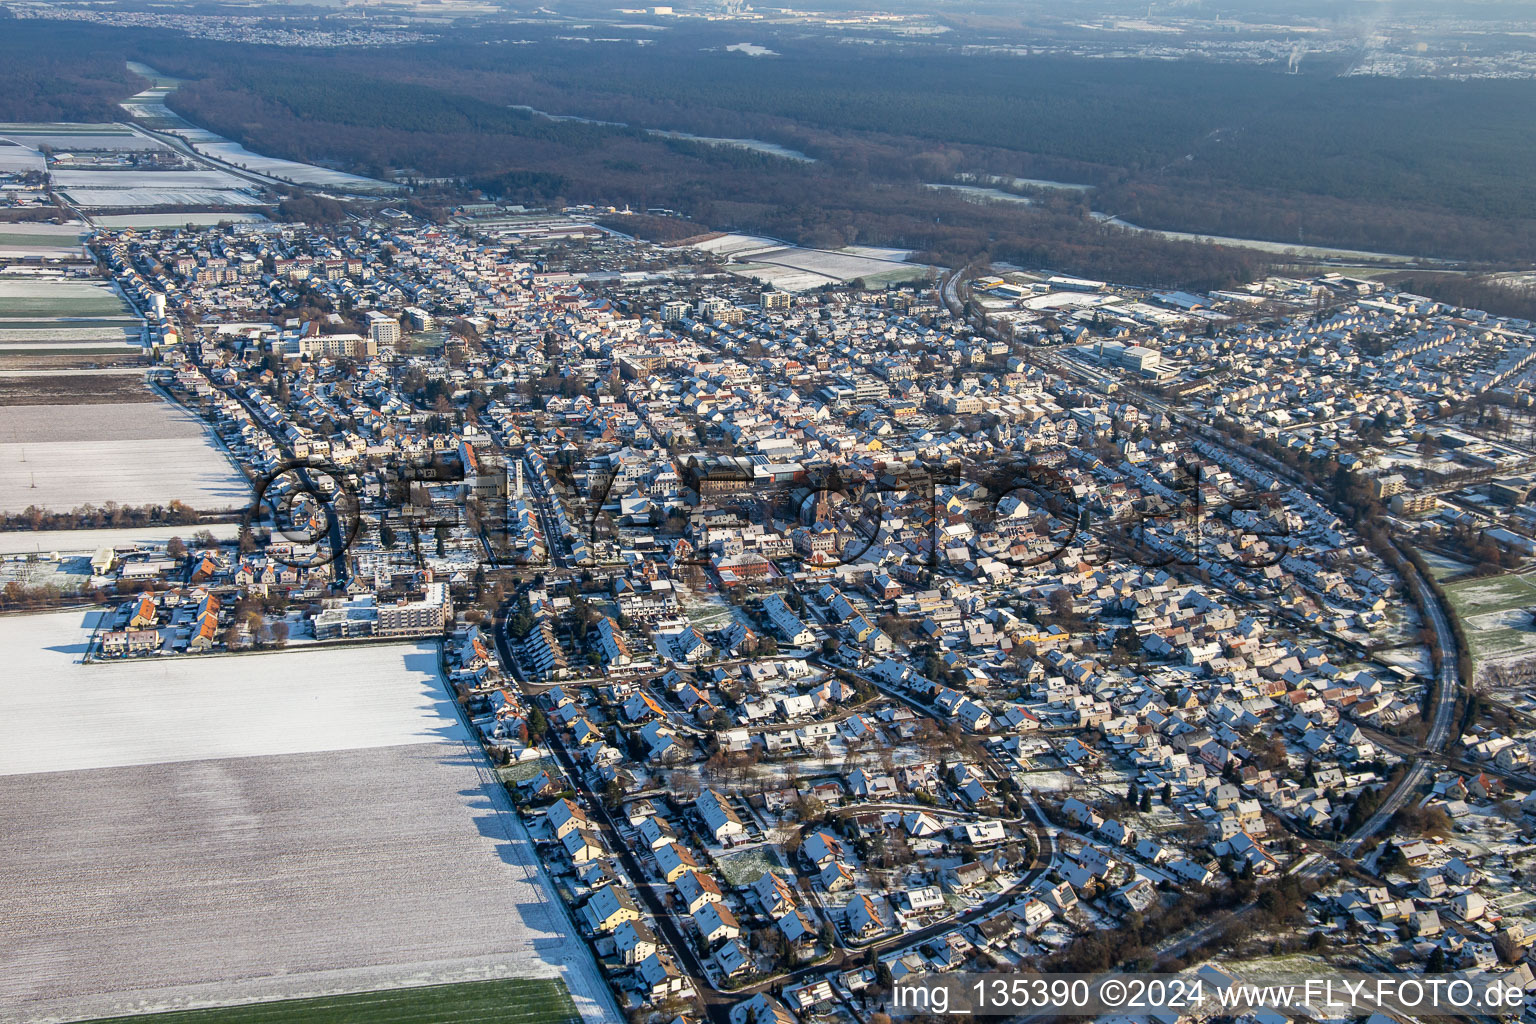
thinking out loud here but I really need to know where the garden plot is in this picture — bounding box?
[0,401,249,513]
[716,846,783,886]
[0,613,613,1024]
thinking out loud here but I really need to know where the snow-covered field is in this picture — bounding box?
[93,212,270,228]
[0,125,161,151]
[112,61,399,194]
[0,611,617,1024]
[0,402,249,513]
[0,142,45,173]
[0,223,86,259]
[51,169,251,189]
[646,128,813,162]
[689,232,930,291]
[63,187,266,209]
[925,182,1036,205]
[52,168,262,211]
[0,325,139,344]
[189,138,398,191]
[0,278,128,318]
[0,521,240,556]
[0,617,466,775]
[0,435,249,512]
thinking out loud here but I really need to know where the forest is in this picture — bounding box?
[5,18,1536,284]
[138,25,1536,266]
[0,17,141,123]
[1395,274,1536,323]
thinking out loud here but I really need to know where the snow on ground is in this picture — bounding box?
[0,402,213,445]
[0,224,84,259]
[0,142,45,173]
[189,138,399,191]
[925,183,1035,205]
[1092,211,1430,265]
[0,401,249,513]
[50,169,250,189]
[841,245,915,260]
[0,610,617,1024]
[1418,549,1474,580]
[63,188,266,209]
[0,436,248,512]
[689,232,930,291]
[1375,646,1434,678]
[0,521,240,555]
[0,614,466,775]
[646,128,811,162]
[93,212,270,228]
[732,264,833,292]
[0,125,162,151]
[0,278,128,318]
[0,325,140,344]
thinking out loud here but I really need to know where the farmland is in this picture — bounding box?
[688,232,931,291]
[0,521,239,556]
[0,273,248,513]
[0,622,473,775]
[0,401,250,513]
[0,350,144,370]
[92,212,271,228]
[0,323,142,348]
[0,278,130,319]
[0,613,614,1024]
[0,368,155,405]
[0,122,160,151]
[0,223,84,259]
[0,142,46,173]
[52,165,263,211]
[71,978,581,1024]
[121,63,398,194]
[190,136,397,191]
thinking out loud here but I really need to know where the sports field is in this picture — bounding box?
[69,978,580,1024]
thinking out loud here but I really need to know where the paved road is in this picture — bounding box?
[1006,339,1468,1019]
[204,367,352,584]
[491,597,735,1024]
[1338,555,1460,857]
